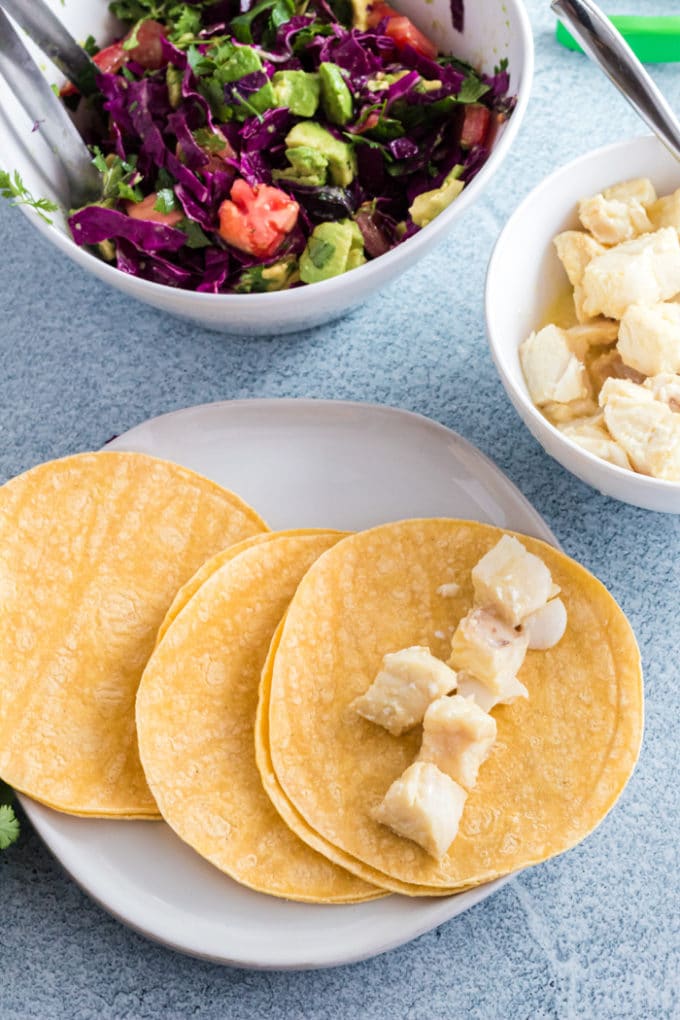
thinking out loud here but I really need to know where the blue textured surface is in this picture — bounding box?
[1,1,679,1016]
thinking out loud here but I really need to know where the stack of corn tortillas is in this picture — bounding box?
[0,451,643,902]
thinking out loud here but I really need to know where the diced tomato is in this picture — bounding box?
[177,138,235,175]
[125,193,184,227]
[218,179,299,259]
[202,145,235,174]
[460,104,492,148]
[60,19,165,96]
[353,111,381,135]
[367,3,438,61]
[90,41,127,76]
[125,19,166,70]
[192,129,236,174]
[367,3,400,28]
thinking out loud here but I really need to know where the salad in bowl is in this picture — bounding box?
[62,0,515,294]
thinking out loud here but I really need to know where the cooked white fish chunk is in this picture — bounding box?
[618,302,680,376]
[558,414,632,469]
[554,230,607,287]
[649,188,680,232]
[520,325,590,406]
[602,178,657,208]
[351,646,457,736]
[456,671,528,713]
[600,378,680,480]
[579,193,652,245]
[418,694,497,790]
[582,228,680,320]
[372,761,467,859]
[448,607,528,685]
[644,373,680,411]
[470,535,558,628]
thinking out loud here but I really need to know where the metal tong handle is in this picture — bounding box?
[551,0,680,162]
[0,0,97,95]
[0,7,100,208]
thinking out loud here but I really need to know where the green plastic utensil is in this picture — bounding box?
[557,16,680,63]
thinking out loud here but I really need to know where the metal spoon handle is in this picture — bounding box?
[0,0,97,95]
[0,7,100,208]
[551,0,680,162]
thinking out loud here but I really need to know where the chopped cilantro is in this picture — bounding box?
[193,128,226,153]
[156,168,176,191]
[0,169,59,223]
[91,150,144,204]
[179,219,212,248]
[0,805,20,851]
[0,782,19,851]
[172,6,203,42]
[91,147,109,173]
[154,187,179,213]
[230,0,295,46]
[457,74,490,104]
[109,1,218,46]
[308,237,335,270]
[122,18,143,50]
[118,182,143,202]
[82,34,99,57]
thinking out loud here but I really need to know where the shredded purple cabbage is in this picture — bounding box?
[70,206,187,251]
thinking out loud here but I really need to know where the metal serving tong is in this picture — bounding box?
[552,0,680,164]
[0,0,100,209]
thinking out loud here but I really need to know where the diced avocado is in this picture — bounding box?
[216,45,276,120]
[409,166,465,228]
[235,256,298,293]
[97,239,116,262]
[272,70,320,117]
[216,45,261,83]
[299,220,366,284]
[417,78,445,93]
[319,63,353,126]
[285,122,356,188]
[272,146,328,187]
[366,70,411,92]
[166,66,183,109]
[350,0,371,29]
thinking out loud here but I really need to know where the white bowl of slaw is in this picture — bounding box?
[0,0,533,335]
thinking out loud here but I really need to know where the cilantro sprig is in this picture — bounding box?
[91,148,144,203]
[231,0,295,46]
[109,0,216,45]
[0,169,59,224]
[0,782,19,851]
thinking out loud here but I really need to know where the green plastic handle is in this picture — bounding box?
[557,16,680,63]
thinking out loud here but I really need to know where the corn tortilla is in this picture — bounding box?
[267,519,643,891]
[155,531,273,646]
[0,451,266,817]
[136,530,381,903]
[256,621,481,897]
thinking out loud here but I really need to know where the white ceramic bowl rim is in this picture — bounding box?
[486,132,680,496]
[17,1,534,307]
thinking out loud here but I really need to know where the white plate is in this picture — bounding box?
[19,399,558,969]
